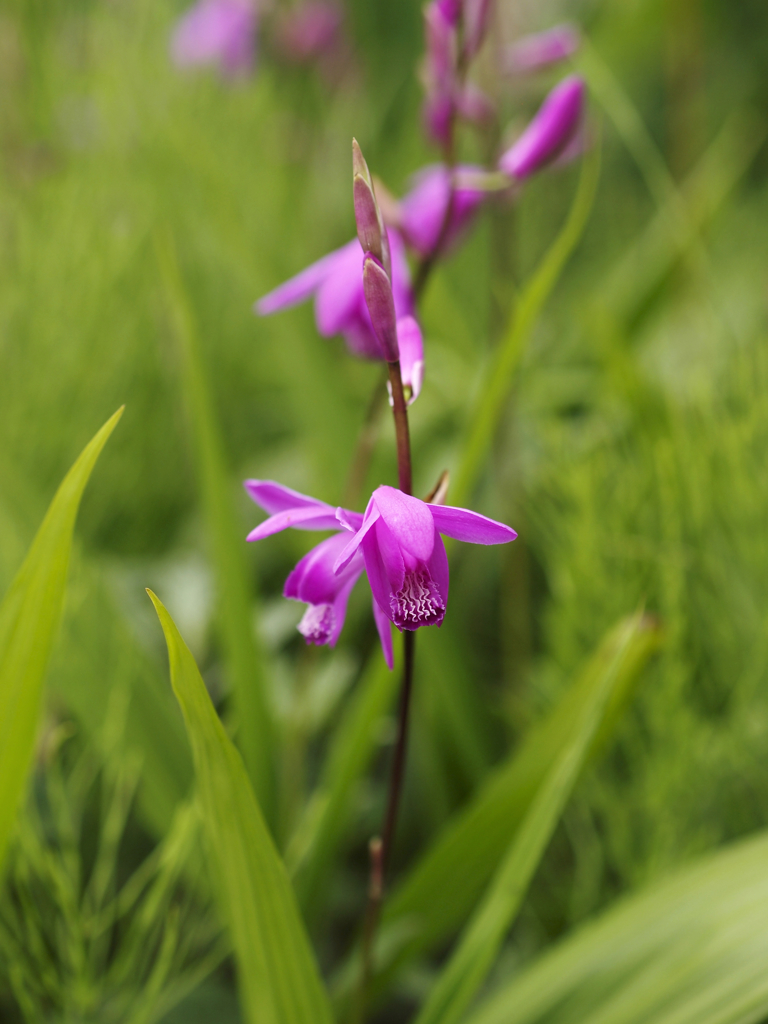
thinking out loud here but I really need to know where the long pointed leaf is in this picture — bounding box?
[156,231,274,820]
[414,612,650,1024]
[0,407,123,869]
[347,614,658,1005]
[463,829,768,1024]
[148,591,334,1024]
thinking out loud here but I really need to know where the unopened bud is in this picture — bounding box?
[498,75,585,180]
[504,24,580,75]
[362,254,399,362]
[353,139,389,274]
[463,0,492,59]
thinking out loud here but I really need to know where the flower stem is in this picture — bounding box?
[356,629,416,1021]
[387,361,412,496]
[354,359,415,1023]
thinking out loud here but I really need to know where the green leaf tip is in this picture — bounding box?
[0,407,123,871]
[147,592,335,1024]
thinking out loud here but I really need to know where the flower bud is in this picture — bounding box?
[362,254,399,362]
[498,75,585,180]
[353,139,389,276]
[462,0,492,59]
[504,24,580,75]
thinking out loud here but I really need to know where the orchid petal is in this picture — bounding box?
[371,516,406,590]
[396,316,424,405]
[244,479,334,515]
[333,502,380,573]
[429,504,518,545]
[315,241,364,337]
[255,245,344,316]
[499,75,585,181]
[283,533,364,604]
[372,597,394,669]
[371,486,436,564]
[361,529,396,621]
[246,504,342,541]
[426,528,450,614]
[336,507,364,532]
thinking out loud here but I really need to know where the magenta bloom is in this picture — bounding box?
[274,2,342,63]
[256,231,413,360]
[170,0,257,77]
[335,485,516,632]
[245,481,394,666]
[245,481,516,666]
[499,75,585,180]
[504,24,580,75]
[398,164,488,258]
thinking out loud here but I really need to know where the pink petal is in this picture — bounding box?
[333,499,380,573]
[395,317,424,405]
[283,533,364,604]
[371,486,436,564]
[247,504,342,541]
[426,528,450,612]
[255,245,346,316]
[499,75,585,181]
[504,24,580,75]
[361,529,396,620]
[429,504,518,544]
[245,479,333,515]
[372,597,394,669]
[315,240,365,337]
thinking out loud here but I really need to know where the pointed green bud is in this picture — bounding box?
[353,139,390,276]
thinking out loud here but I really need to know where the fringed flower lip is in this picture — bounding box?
[245,481,517,667]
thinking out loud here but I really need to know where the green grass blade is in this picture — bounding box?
[288,642,401,917]
[463,829,768,1024]
[147,591,334,1024]
[155,231,274,820]
[452,142,601,509]
[413,611,651,1024]
[360,614,659,1001]
[0,407,123,870]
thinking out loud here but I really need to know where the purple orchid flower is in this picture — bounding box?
[245,481,516,666]
[504,24,580,75]
[245,480,394,666]
[397,164,490,258]
[255,230,413,360]
[335,485,517,632]
[498,75,585,180]
[170,0,258,77]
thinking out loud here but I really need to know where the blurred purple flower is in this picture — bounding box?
[255,230,415,362]
[391,316,424,405]
[244,481,396,664]
[498,75,585,180]
[170,0,258,77]
[273,2,343,63]
[397,163,489,258]
[462,0,493,59]
[335,485,516,632]
[504,23,580,75]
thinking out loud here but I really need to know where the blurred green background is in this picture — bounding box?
[1,0,768,1020]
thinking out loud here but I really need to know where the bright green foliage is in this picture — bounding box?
[156,232,275,823]
[464,829,768,1024]
[148,592,334,1024]
[0,407,122,871]
[413,614,650,1024]
[361,614,659,997]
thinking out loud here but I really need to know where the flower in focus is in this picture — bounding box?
[334,485,517,632]
[245,481,395,667]
[255,230,414,362]
[170,0,258,77]
[503,23,580,75]
[395,164,490,258]
[273,2,343,64]
[498,74,585,180]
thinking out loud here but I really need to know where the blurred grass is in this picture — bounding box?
[0,0,768,1019]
